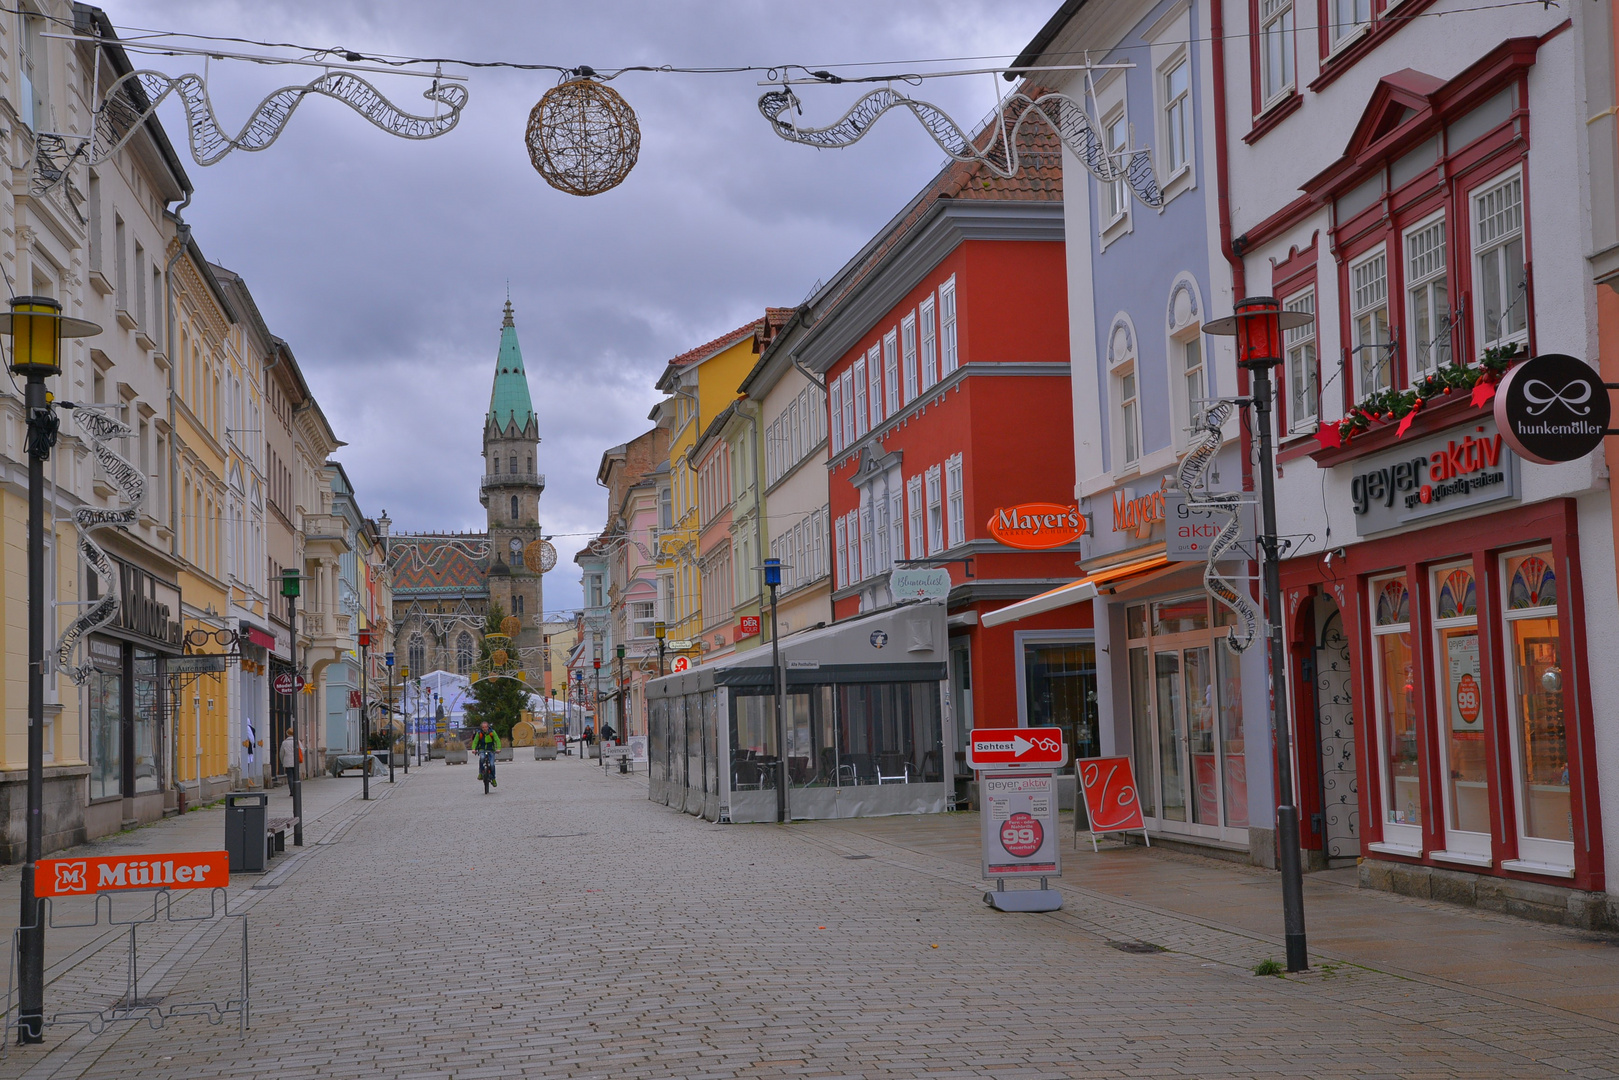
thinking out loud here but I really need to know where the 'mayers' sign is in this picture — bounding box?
[986,503,1085,549]
[1348,422,1518,535]
[35,851,230,897]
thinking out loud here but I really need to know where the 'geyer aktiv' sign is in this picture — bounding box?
[1349,421,1518,535]
[1494,353,1613,464]
[986,503,1085,549]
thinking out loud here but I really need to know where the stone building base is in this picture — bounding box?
[1359,857,1619,931]
[0,765,89,864]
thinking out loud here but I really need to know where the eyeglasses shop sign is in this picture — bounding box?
[1349,421,1518,536]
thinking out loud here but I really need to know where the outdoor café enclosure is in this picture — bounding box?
[645,602,950,822]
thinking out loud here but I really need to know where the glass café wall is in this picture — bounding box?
[729,682,944,791]
[1123,594,1249,841]
[86,639,165,802]
[1367,548,1573,870]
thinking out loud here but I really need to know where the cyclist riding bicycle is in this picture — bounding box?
[470,721,501,788]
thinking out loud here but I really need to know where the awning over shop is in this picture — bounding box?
[980,550,1170,627]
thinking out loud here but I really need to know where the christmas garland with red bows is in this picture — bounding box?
[1313,344,1526,450]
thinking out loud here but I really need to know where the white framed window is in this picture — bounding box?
[848,510,862,581]
[1404,214,1450,378]
[835,514,848,587]
[901,313,918,403]
[840,371,856,449]
[1284,289,1318,431]
[926,465,944,555]
[18,8,47,133]
[859,506,874,581]
[1472,170,1527,352]
[1161,56,1190,177]
[1104,109,1130,224]
[1329,0,1372,51]
[632,601,657,639]
[919,295,938,391]
[867,345,884,427]
[882,330,899,418]
[1179,336,1204,434]
[829,377,844,453]
[852,357,869,438]
[1260,0,1295,105]
[907,475,925,559]
[945,454,965,549]
[1498,548,1572,869]
[1350,247,1392,396]
[888,490,905,571]
[788,397,802,465]
[875,495,890,572]
[765,417,778,485]
[1117,367,1140,467]
[939,276,959,375]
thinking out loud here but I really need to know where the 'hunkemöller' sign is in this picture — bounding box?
[1348,421,1518,535]
[1494,353,1613,464]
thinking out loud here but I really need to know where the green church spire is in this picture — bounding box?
[486,299,535,432]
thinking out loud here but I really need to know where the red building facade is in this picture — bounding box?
[795,147,1092,788]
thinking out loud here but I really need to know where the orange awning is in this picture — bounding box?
[981,551,1169,628]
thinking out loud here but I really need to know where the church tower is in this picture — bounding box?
[481,300,545,664]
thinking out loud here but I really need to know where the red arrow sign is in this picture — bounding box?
[966,726,1067,769]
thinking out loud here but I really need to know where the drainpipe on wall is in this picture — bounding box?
[1209,0,1254,494]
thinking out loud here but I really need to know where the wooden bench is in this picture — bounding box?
[265,815,301,858]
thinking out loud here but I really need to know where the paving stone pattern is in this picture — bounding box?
[5,757,1618,1079]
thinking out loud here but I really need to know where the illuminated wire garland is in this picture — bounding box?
[55,407,146,683]
[758,86,1164,209]
[1173,400,1256,652]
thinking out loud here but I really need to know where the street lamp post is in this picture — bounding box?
[281,568,305,848]
[616,643,627,738]
[763,558,786,824]
[358,626,372,800]
[1205,295,1313,973]
[378,510,398,780]
[5,295,102,1044]
[653,620,666,677]
[594,655,605,773]
[385,650,395,783]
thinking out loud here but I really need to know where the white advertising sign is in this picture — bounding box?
[1164,491,1255,561]
[980,770,1061,878]
[889,567,952,602]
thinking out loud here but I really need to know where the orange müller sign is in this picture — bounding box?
[986,503,1086,550]
[1078,756,1149,849]
[35,851,230,898]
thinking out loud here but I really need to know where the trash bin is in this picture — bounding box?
[225,791,269,873]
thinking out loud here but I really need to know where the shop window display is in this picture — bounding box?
[87,667,122,802]
[1431,565,1489,844]
[1371,575,1421,832]
[1502,551,1570,852]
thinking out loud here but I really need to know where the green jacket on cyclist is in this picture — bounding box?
[470,726,501,753]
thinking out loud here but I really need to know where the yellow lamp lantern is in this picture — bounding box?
[0,296,102,376]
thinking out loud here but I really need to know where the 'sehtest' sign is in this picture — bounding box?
[35,851,230,897]
[966,726,1067,769]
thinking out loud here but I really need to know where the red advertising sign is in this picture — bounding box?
[986,503,1086,550]
[670,656,690,673]
[1078,756,1147,845]
[736,616,760,639]
[273,672,306,696]
[35,851,230,897]
[966,726,1067,769]
[348,690,363,709]
[1456,673,1480,724]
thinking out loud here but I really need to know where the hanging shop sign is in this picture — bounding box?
[889,567,952,602]
[735,615,761,639]
[980,771,1061,877]
[1111,487,1165,538]
[273,672,307,696]
[987,503,1086,549]
[670,656,690,674]
[167,654,228,675]
[1164,492,1255,561]
[1348,421,1518,536]
[101,557,183,651]
[1494,353,1613,464]
[967,727,1067,769]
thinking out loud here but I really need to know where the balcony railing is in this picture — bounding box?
[479,472,545,491]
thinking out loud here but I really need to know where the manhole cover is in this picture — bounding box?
[844,854,873,860]
[1107,941,1164,954]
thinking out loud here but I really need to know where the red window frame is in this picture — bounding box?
[1246,0,1303,144]
[1312,0,1442,93]
[1330,74,1533,416]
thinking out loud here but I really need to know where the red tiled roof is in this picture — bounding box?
[390,538,489,593]
[812,85,1063,323]
[663,320,762,369]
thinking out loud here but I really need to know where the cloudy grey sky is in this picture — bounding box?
[110,0,1054,612]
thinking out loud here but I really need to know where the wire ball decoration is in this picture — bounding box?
[500,616,523,637]
[525,77,640,196]
[524,539,558,574]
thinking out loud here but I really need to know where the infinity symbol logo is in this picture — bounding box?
[1522,378,1593,417]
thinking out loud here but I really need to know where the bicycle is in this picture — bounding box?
[477,748,496,794]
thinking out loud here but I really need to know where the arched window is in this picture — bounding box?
[509,455,518,474]
[408,633,425,674]
[510,495,519,520]
[456,632,474,675]
[514,594,525,616]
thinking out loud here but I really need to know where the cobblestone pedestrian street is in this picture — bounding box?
[8,756,1619,1080]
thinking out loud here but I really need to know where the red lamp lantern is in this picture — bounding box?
[358,628,373,648]
[1204,295,1311,368]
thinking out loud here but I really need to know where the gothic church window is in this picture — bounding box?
[457,632,474,675]
[514,595,525,615]
[408,634,425,674]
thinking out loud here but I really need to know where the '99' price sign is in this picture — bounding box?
[981,771,1060,878]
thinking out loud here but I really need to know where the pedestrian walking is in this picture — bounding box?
[280,731,304,790]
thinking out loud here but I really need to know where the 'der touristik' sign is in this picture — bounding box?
[986,503,1086,550]
[1493,353,1613,464]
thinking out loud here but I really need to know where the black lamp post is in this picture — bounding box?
[358,626,373,800]
[763,557,786,823]
[280,568,304,847]
[5,295,102,1044]
[616,643,626,738]
[378,510,396,781]
[653,620,666,677]
[594,654,605,772]
[1204,295,1313,973]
